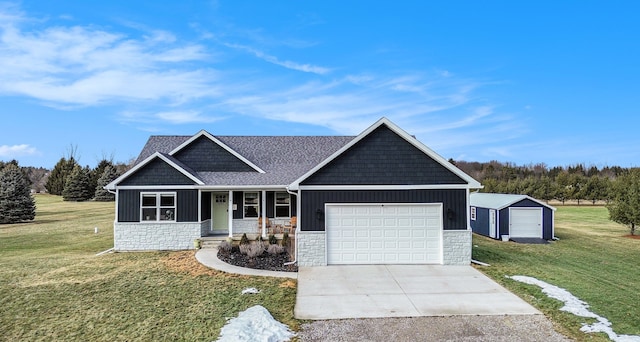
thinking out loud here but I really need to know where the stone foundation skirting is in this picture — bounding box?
[297,231,326,266]
[442,230,472,265]
[114,222,204,251]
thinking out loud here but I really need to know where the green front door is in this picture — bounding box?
[212,192,229,233]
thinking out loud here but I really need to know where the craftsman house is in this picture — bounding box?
[106,118,482,266]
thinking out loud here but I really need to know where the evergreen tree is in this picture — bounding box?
[45,157,78,195]
[94,165,119,201]
[90,159,113,196]
[607,169,640,235]
[62,165,92,201]
[0,164,36,223]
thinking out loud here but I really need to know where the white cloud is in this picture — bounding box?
[223,42,331,75]
[0,7,214,107]
[0,144,39,157]
[155,111,224,124]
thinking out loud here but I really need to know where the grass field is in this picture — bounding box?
[2,196,638,341]
[0,195,297,341]
[473,205,639,341]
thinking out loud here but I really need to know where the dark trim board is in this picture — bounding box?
[301,189,467,231]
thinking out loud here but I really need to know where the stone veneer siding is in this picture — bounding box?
[114,222,206,251]
[442,230,472,265]
[296,229,471,266]
[297,231,326,266]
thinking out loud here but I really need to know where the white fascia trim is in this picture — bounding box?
[288,117,482,189]
[114,185,201,190]
[493,195,557,211]
[105,152,203,190]
[115,185,289,191]
[168,130,265,174]
[298,184,474,191]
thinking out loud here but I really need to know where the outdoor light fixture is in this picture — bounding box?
[446,208,455,220]
[315,209,324,221]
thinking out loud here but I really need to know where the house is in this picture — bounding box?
[106,118,482,266]
[469,192,556,241]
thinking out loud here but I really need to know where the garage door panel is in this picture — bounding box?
[510,208,542,238]
[327,204,442,265]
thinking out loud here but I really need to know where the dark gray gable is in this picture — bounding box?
[302,125,467,185]
[172,135,257,172]
[120,158,197,186]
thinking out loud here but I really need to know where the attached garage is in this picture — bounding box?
[326,204,442,264]
[470,193,556,241]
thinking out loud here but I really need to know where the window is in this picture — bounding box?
[470,206,476,221]
[244,192,259,218]
[274,192,291,218]
[141,193,176,222]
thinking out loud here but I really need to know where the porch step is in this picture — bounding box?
[200,236,228,249]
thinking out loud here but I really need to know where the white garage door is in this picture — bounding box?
[509,208,543,238]
[326,204,442,265]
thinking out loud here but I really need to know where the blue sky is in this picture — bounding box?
[1,1,639,169]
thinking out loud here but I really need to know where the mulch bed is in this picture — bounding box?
[623,234,640,240]
[217,246,298,272]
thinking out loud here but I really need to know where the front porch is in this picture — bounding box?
[200,189,297,238]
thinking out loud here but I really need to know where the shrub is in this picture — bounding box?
[268,234,278,245]
[282,232,290,247]
[240,233,250,245]
[256,235,265,243]
[239,242,265,258]
[219,240,232,253]
[267,244,284,255]
[239,243,250,255]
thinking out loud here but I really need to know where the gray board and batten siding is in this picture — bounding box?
[301,189,467,231]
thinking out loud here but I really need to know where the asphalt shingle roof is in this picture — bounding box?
[135,134,355,186]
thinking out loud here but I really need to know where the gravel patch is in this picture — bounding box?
[298,315,572,341]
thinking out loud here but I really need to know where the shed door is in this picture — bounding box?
[326,204,442,265]
[509,208,543,238]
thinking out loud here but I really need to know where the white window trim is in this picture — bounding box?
[470,206,477,221]
[243,191,260,219]
[274,192,291,218]
[140,192,177,223]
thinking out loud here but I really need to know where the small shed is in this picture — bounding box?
[470,193,556,241]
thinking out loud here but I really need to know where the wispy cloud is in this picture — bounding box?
[223,42,331,74]
[0,144,39,157]
[0,7,214,107]
[0,3,522,159]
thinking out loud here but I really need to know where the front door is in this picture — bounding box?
[489,209,497,239]
[212,192,229,233]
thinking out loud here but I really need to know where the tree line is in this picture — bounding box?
[0,155,130,223]
[451,160,639,235]
[452,160,625,205]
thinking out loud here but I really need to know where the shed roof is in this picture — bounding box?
[470,192,556,211]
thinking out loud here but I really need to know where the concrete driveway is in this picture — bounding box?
[295,265,539,320]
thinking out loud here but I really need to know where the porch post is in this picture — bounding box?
[228,190,233,238]
[261,190,267,237]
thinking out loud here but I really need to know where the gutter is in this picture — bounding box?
[283,187,298,266]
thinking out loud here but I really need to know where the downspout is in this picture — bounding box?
[283,187,298,266]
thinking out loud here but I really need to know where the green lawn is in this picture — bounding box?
[0,195,297,341]
[473,205,639,341]
[3,197,638,341]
